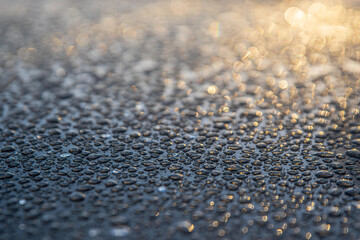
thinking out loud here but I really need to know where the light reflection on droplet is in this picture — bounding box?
[207,85,218,94]
[278,80,288,90]
[284,7,306,26]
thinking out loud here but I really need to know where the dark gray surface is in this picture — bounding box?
[1,1,360,239]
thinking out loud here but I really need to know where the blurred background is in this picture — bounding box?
[2,0,360,88]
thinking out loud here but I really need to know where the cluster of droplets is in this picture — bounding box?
[1,0,360,239]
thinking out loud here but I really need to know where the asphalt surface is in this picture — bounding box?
[1,0,360,239]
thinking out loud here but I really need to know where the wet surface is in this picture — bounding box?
[1,0,360,239]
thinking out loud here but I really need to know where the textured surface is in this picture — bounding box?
[1,0,360,239]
